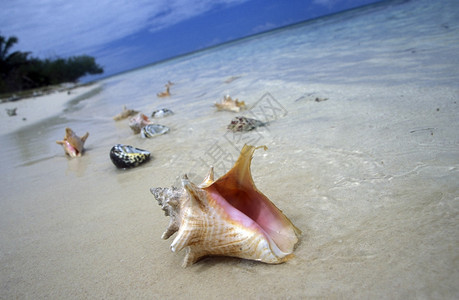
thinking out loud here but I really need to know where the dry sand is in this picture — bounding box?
[0,85,101,136]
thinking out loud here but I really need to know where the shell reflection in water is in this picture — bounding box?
[141,124,170,138]
[151,144,301,267]
[109,144,151,168]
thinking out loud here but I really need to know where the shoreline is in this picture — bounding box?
[0,83,101,136]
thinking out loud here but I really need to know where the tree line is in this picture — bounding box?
[1,34,104,94]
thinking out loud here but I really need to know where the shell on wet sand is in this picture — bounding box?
[215,95,247,112]
[113,105,139,121]
[109,144,151,168]
[141,124,170,138]
[227,116,265,132]
[129,113,152,134]
[56,127,89,157]
[157,83,171,98]
[151,108,174,118]
[151,145,301,267]
[6,107,17,116]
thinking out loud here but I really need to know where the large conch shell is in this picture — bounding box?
[151,145,301,267]
[56,127,89,157]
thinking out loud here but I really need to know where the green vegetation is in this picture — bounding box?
[0,34,103,94]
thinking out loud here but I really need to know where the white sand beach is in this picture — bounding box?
[0,0,458,298]
[0,84,101,136]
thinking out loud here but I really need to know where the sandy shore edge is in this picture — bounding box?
[0,83,101,136]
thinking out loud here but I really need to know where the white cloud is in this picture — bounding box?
[0,0,248,57]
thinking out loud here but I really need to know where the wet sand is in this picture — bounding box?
[1,0,458,298]
[0,83,457,298]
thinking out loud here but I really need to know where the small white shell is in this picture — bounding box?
[151,108,174,118]
[141,124,170,138]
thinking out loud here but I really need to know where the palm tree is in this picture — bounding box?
[0,35,30,71]
[0,35,31,92]
[0,35,18,60]
[1,34,103,93]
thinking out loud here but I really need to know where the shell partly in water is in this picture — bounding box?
[113,105,139,121]
[215,95,247,112]
[141,124,170,138]
[151,108,174,118]
[227,116,265,132]
[56,127,89,157]
[157,84,171,98]
[151,145,300,267]
[129,113,152,134]
[110,144,151,168]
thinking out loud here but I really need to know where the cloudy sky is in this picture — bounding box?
[1,0,381,80]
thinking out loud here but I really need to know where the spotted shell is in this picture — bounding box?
[151,145,300,267]
[109,144,150,168]
[227,116,265,132]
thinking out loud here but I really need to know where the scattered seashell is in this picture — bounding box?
[294,93,328,103]
[109,144,151,168]
[6,107,17,116]
[151,108,174,118]
[157,83,172,98]
[227,116,265,132]
[56,128,89,157]
[113,105,139,121]
[141,124,170,138]
[224,75,241,83]
[151,144,301,267]
[215,95,247,112]
[129,113,152,134]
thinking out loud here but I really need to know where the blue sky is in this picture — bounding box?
[0,0,381,80]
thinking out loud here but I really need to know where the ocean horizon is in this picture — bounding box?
[85,0,406,83]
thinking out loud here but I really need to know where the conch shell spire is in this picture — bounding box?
[151,145,301,267]
[56,127,89,157]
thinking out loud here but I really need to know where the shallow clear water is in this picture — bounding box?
[1,0,458,298]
